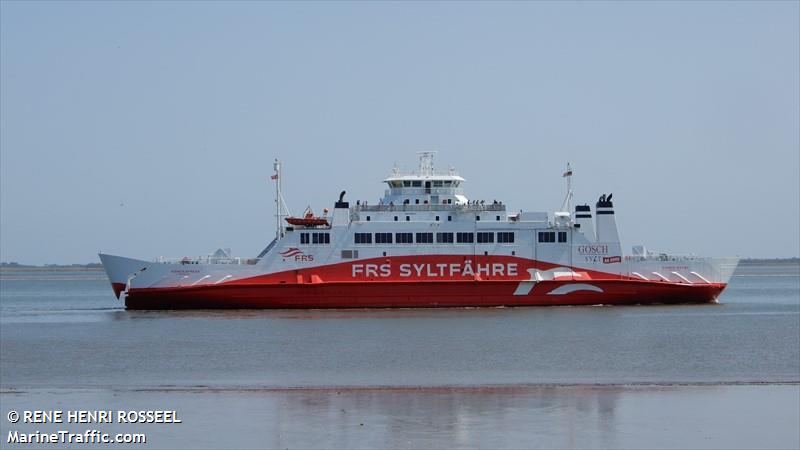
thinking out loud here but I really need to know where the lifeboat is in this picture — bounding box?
[285,207,329,227]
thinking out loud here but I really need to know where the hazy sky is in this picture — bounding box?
[1,1,798,264]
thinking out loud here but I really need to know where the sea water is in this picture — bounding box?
[1,262,798,448]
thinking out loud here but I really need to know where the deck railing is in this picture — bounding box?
[155,256,259,265]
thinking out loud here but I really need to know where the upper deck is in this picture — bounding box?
[380,152,471,206]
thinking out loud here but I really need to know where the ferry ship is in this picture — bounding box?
[100,153,738,309]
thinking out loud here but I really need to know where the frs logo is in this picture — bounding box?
[280,248,314,262]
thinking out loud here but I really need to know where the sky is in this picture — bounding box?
[1,1,798,264]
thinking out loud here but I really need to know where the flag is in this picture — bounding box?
[562,169,572,177]
[270,173,279,180]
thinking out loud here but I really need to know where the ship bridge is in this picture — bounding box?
[380,152,469,208]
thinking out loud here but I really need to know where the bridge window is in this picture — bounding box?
[412,181,422,187]
[456,232,474,243]
[497,232,515,243]
[375,232,393,244]
[433,180,443,187]
[354,233,372,244]
[395,232,413,244]
[300,233,310,244]
[403,181,411,187]
[538,231,556,243]
[312,233,330,244]
[436,232,454,243]
[558,231,568,243]
[477,232,494,244]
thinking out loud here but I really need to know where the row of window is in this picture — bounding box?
[301,231,565,245]
[365,215,504,222]
[354,231,515,245]
[388,180,460,188]
[538,231,568,243]
[299,232,331,244]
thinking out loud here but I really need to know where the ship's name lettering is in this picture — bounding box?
[351,261,518,278]
[577,245,608,255]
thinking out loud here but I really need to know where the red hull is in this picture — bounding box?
[124,279,726,310]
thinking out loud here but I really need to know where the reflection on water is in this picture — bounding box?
[1,385,798,449]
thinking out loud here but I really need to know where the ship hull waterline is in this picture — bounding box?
[120,279,726,310]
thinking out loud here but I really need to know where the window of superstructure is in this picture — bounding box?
[366,216,371,222]
[412,181,422,187]
[375,232,393,244]
[435,216,440,221]
[447,216,452,221]
[312,232,330,244]
[354,233,372,244]
[497,232,514,243]
[433,180,443,187]
[415,199,420,204]
[394,216,398,221]
[558,231,568,243]
[538,231,556,243]
[476,216,481,221]
[395,232,413,244]
[496,216,500,221]
[436,232,454,244]
[457,232,474,243]
[477,232,494,244]
[341,250,359,259]
[416,232,434,244]
[406,216,410,221]
[403,181,411,187]
[300,233,310,244]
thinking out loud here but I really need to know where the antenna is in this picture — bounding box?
[560,162,574,213]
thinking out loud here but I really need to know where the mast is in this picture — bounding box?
[272,159,292,240]
[273,159,282,240]
[417,151,437,176]
[560,162,573,213]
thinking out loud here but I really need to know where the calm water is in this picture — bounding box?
[1,262,798,448]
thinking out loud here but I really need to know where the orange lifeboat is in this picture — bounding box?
[285,207,329,227]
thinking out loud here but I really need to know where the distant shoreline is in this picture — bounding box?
[1,258,798,271]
